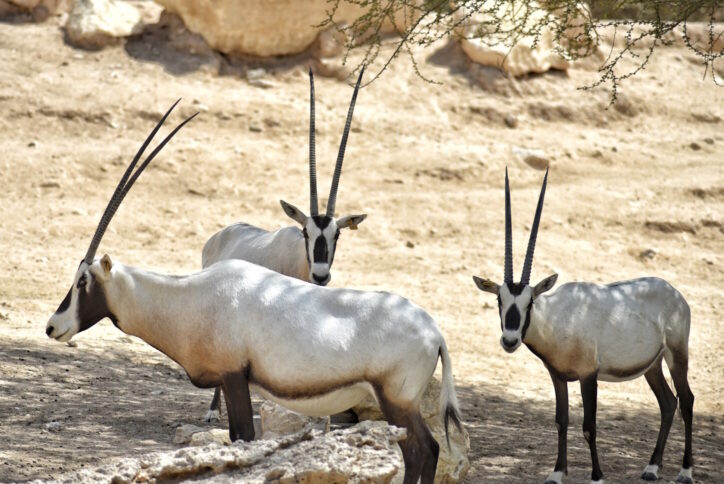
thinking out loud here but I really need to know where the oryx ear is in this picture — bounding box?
[98,254,113,279]
[533,273,558,297]
[473,276,500,295]
[337,214,367,230]
[280,200,308,225]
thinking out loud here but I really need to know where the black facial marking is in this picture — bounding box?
[521,303,533,339]
[76,273,117,332]
[504,305,521,331]
[506,283,527,296]
[311,215,332,230]
[313,235,328,263]
[56,288,72,313]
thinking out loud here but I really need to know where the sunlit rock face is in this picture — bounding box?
[155,0,422,57]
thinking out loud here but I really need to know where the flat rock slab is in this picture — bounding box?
[30,421,406,483]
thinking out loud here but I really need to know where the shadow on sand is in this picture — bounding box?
[0,335,721,482]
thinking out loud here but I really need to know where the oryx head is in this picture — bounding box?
[46,100,196,342]
[472,168,558,353]
[279,67,367,286]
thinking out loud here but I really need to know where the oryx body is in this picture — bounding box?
[201,68,367,421]
[473,169,694,484]
[46,101,461,484]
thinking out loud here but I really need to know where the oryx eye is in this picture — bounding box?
[77,274,88,288]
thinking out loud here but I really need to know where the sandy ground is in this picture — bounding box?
[0,13,722,484]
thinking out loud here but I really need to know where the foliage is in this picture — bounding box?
[320,1,724,101]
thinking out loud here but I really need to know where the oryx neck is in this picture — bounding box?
[103,264,190,365]
[522,295,553,352]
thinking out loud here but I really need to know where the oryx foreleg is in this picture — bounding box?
[545,369,569,484]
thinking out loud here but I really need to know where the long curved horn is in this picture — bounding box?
[326,65,364,217]
[504,167,513,284]
[309,67,319,216]
[83,101,197,264]
[520,168,548,286]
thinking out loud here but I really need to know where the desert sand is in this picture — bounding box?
[0,14,722,483]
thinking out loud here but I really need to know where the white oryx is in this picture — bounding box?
[201,68,367,422]
[46,101,462,484]
[472,169,693,484]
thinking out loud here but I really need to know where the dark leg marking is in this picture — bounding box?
[670,355,694,483]
[642,358,677,480]
[581,375,603,482]
[221,369,254,442]
[210,387,221,412]
[376,389,438,484]
[547,369,569,482]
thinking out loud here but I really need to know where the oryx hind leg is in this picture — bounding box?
[665,348,694,484]
[376,390,437,484]
[641,356,677,481]
[221,369,254,442]
[204,387,222,422]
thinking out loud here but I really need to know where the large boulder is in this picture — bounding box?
[64,0,143,50]
[34,421,406,483]
[457,1,576,76]
[154,0,421,57]
[353,377,470,483]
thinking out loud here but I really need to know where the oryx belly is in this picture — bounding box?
[251,382,373,417]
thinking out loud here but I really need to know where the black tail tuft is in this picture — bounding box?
[443,404,463,449]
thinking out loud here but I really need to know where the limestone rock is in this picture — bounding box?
[37,421,406,483]
[155,0,423,57]
[0,0,69,20]
[513,146,550,170]
[64,0,142,50]
[260,400,329,439]
[189,428,232,446]
[353,377,470,483]
[457,1,573,76]
[173,423,206,444]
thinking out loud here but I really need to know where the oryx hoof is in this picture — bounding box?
[203,409,220,423]
[676,467,693,484]
[641,464,659,481]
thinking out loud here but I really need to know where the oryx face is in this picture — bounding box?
[281,200,366,286]
[497,283,533,352]
[46,256,115,343]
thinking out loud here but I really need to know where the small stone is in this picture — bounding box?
[513,146,549,170]
[405,241,415,249]
[263,118,280,128]
[28,140,37,148]
[504,114,518,128]
[703,137,714,144]
[249,125,263,133]
[39,182,60,188]
[639,249,657,261]
[189,429,231,446]
[151,389,163,396]
[45,421,62,432]
[64,0,143,50]
[690,142,701,151]
[173,424,205,444]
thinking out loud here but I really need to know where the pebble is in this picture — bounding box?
[690,142,701,151]
[504,114,518,128]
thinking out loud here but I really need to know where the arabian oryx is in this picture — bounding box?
[472,169,693,484]
[201,67,368,422]
[46,101,462,484]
